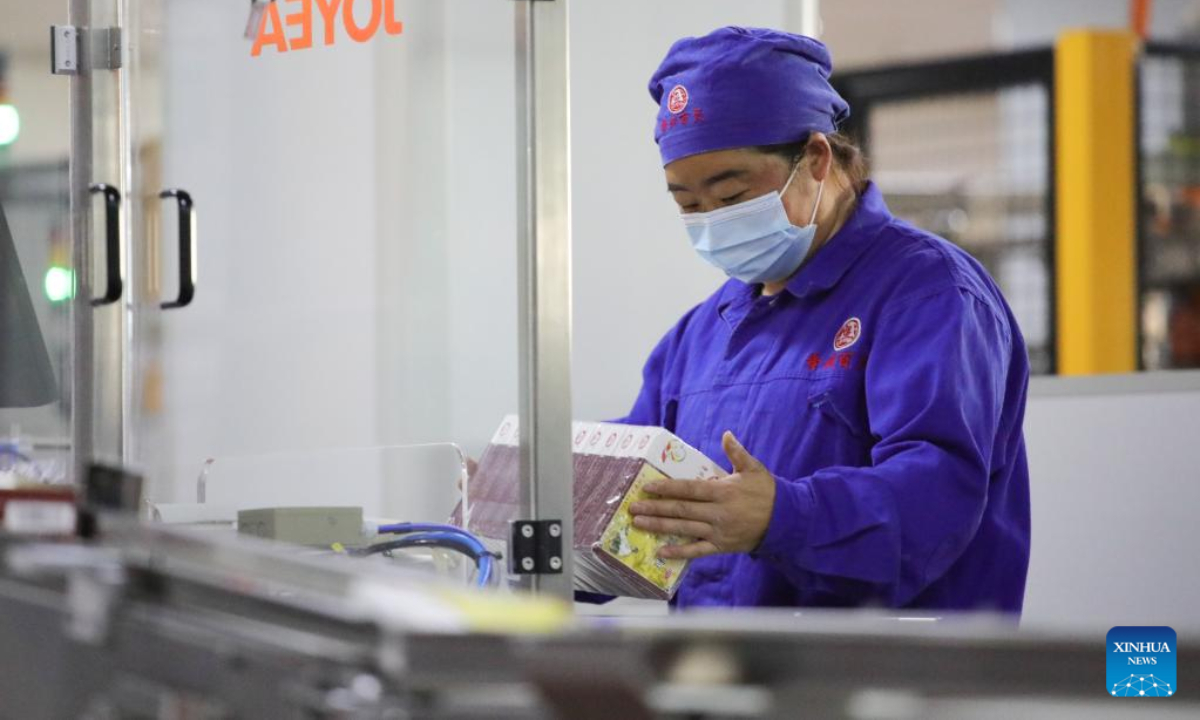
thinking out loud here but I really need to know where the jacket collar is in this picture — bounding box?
[783,180,892,299]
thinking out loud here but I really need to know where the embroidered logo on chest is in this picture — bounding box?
[833,317,862,351]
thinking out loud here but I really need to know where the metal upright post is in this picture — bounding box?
[514,0,574,601]
[67,0,96,486]
[791,0,822,38]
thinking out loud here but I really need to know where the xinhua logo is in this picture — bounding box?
[1107,626,1176,697]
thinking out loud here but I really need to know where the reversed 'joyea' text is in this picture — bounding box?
[253,0,403,56]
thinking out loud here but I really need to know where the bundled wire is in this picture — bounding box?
[357,523,496,587]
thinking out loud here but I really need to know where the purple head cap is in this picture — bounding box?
[649,27,850,166]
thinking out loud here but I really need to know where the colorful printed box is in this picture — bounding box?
[450,415,724,599]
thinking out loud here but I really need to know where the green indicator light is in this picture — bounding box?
[0,105,19,147]
[44,266,74,303]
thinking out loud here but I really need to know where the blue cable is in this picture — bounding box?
[377,522,477,537]
[399,531,493,587]
[357,533,489,583]
[372,524,494,587]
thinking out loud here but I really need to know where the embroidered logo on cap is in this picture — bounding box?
[667,85,689,114]
[833,317,862,351]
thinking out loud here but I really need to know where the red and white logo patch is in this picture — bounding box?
[667,84,689,114]
[661,440,687,464]
[833,317,862,351]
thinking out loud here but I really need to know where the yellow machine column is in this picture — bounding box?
[1055,30,1139,375]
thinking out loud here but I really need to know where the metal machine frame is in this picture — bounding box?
[4,524,1197,719]
[66,0,98,487]
[513,0,575,600]
[1137,41,1200,371]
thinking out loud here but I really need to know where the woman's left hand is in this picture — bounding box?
[629,430,777,559]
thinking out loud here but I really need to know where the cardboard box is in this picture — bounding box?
[450,415,724,599]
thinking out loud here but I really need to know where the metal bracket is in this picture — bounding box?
[509,520,564,575]
[51,26,79,75]
[50,25,122,75]
[91,27,122,71]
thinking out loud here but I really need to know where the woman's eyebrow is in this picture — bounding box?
[667,168,751,193]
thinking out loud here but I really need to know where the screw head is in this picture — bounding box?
[548,523,561,538]
[521,557,535,572]
[521,524,534,539]
[549,556,562,571]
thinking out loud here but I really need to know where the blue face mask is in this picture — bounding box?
[681,164,823,285]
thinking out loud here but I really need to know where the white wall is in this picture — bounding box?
[822,0,1002,69]
[1022,373,1200,630]
[997,0,1199,47]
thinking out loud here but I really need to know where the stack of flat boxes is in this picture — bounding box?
[451,415,723,599]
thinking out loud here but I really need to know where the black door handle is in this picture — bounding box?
[160,189,196,310]
[88,183,122,307]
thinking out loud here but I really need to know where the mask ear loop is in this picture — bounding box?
[780,159,824,227]
[807,179,825,227]
[780,159,802,196]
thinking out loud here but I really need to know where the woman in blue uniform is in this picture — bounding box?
[622,27,1031,612]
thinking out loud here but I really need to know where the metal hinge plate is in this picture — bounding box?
[91,27,122,71]
[509,519,564,575]
[51,26,79,75]
[50,25,122,75]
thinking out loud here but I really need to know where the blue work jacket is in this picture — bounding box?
[617,182,1031,612]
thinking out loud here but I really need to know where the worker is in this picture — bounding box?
[621,27,1031,613]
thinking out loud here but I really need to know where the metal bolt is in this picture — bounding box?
[549,523,561,538]
[549,556,562,571]
[521,557,535,572]
[521,524,534,539]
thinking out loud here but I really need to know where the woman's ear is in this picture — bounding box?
[805,133,833,183]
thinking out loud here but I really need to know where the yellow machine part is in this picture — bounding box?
[1055,30,1139,375]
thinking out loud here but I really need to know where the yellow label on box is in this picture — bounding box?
[597,464,690,594]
